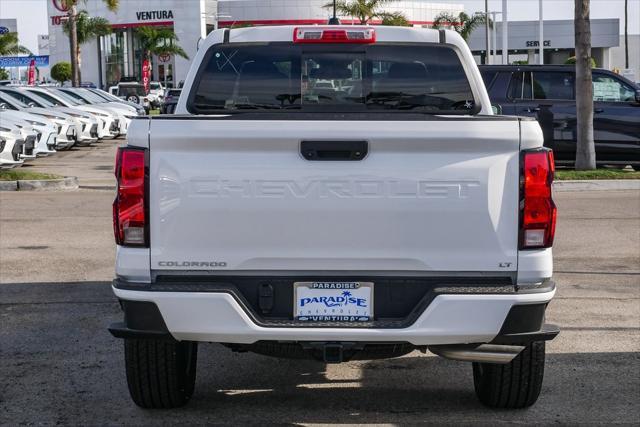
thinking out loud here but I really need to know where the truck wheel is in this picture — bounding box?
[472,341,545,409]
[124,339,198,408]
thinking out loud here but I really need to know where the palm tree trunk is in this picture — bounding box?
[574,0,595,170]
[77,43,82,84]
[624,0,629,69]
[69,5,80,87]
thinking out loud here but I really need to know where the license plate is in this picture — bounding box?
[293,282,373,322]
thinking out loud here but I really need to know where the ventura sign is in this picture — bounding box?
[136,10,174,21]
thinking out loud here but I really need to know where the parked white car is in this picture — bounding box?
[58,87,138,136]
[24,87,118,140]
[0,116,37,161]
[0,109,57,156]
[0,89,80,149]
[0,123,24,169]
[90,88,146,115]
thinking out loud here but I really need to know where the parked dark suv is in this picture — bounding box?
[480,65,640,169]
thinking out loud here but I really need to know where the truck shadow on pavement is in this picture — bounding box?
[2,281,639,424]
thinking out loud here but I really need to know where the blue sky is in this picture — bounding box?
[1,0,639,53]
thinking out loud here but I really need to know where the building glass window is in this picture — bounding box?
[102,31,128,87]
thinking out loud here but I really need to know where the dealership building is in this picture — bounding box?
[45,0,638,89]
[46,0,464,89]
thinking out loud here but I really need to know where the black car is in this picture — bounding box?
[480,65,640,169]
[161,88,181,114]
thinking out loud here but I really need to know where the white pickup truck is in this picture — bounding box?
[109,25,559,410]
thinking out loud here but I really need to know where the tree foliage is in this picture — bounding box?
[565,56,596,68]
[381,11,411,26]
[51,62,72,83]
[135,27,189,61]
[431,11,488,41]
[0,32,31,56]
[0,68,9,80]
[63,11,111,45]
[323,0,407,25]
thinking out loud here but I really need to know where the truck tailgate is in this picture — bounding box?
[149,118,520,273]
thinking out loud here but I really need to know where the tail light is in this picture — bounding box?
[520,149,556,249]
[293,27,376,44]
[113,147,148,247]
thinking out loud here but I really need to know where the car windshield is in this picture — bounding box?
[42,89,82,106]
[53,89,88,105]
[20,90,57,107]
[91,89,119,101]
[150,83,161,90]
[191,42,477,114]
[79,89,108,103]
[0,91,30,108]
[60,89,93,104]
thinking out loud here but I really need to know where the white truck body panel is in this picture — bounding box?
[148,119,521,274]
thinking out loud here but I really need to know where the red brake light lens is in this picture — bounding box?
[520,149,556,249]
[293,27,376,44]
[113,147,147,247]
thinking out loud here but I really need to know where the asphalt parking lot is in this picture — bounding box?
[1,141,639,425]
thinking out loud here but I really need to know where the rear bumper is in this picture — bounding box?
[110,279,557,346]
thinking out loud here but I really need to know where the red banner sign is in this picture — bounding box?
[27,58,36,86]
[142,58,150,93]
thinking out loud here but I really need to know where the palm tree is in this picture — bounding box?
[61,0,119,86]
[135,27,189,87]
[431,11,487,41]
[381,12,410,26]
[135,27,189,65]
[0,32,31,56]
[574,0,595,170]
[63,11,111,84]
[323,0,407,25]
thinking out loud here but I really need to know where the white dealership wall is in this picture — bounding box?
[47,0,215,88]
[217,0,463,27]
[46,0,463,88]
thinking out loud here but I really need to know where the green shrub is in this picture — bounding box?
[51,61,72,84]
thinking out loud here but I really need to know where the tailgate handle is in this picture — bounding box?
[301,140,368,161]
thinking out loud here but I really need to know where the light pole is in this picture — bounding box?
[485,0,491,64]
[490,11,502,66]
[502,0,508,64]
[539,0,544,64]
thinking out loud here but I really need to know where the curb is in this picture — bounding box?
[0,177,79,192]
[553,179,640,192]
[0,181,18,191]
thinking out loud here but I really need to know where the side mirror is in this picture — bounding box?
[635,89,640,103]
[27,102,36,107]
[491,104,503,115]
[0,103,7,109]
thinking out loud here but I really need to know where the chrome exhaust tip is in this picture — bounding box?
[429,344,525,364]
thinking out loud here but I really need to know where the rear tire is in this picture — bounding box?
[472,341,545,409]
[124,339,198,409]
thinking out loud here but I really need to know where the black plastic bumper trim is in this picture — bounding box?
[108,321,174,340]
[491,323,560,345]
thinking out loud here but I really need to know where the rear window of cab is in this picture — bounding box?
[188,42,478,115]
